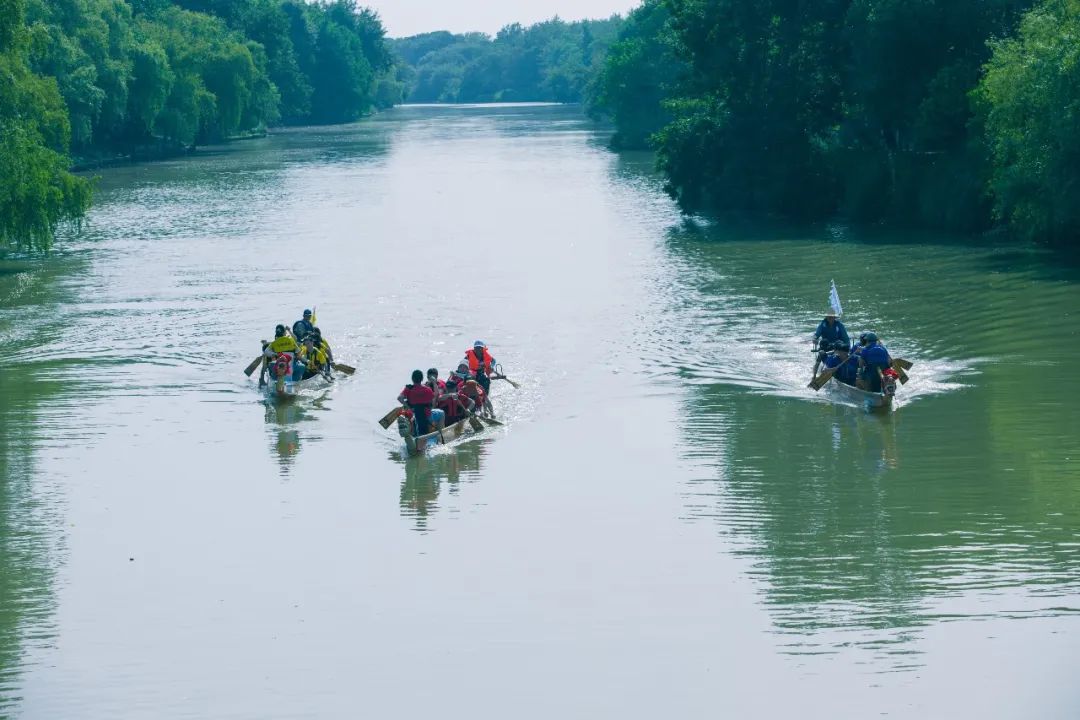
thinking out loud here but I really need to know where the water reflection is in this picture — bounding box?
[263,392,330,475]
[678,384,1080,666]
[394,440,487,531]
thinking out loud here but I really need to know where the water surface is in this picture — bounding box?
[1,104,1078,718]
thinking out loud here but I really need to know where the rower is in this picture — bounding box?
[450,361,472,386]
[464,340,495,395]
[426,368,446,398]
[459,378,488,418]
[438,377,475,425]
[823,340,858,386]
[310,328,334,366]
[812,312,849,378]
[859,332,892,392]
[292,309,315,341]
[398,370,436,435]
[299,335,332,381]
[260,324,299,386]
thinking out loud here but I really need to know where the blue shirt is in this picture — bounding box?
[824,353,858,385]
[862,343,891,371]
[815,319,849,346]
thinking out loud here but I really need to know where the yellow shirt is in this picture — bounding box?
[268,336,298,354]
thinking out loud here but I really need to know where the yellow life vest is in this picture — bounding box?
[269,336,298,353]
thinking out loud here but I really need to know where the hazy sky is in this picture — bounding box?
[367,0,639,38]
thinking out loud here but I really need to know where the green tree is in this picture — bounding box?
[588,0,683,149]
[979,0,1080,247]
[0,0,91,252]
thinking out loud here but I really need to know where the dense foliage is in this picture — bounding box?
[1,0,395,251]
[978,0,1080,246]
[1,0,91,252]
[392,17,622,104]
[592,0,1078,248]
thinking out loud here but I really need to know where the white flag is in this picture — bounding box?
[829,280,843,317]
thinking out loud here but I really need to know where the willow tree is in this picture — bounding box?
[0,0,91,253]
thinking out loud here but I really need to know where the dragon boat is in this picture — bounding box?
[822,375,895,411]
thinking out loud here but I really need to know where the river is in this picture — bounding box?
[1,104,1078,718]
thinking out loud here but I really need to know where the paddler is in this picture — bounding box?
[858,332,892,392]
[459,378,488,418]
[299,335,332,381]
[260,324,299,387]
[812,312,850,379]
[310,327,334,366]
[464,340,495,395]
[438,377,476,425]
[292,309,315,341]
[823,340,858,386]
[426,368,446,398]
[398,370,444,435]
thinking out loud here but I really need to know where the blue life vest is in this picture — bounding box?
[862,343,891,371]
[824,353,858,385]
[815,319,849,345]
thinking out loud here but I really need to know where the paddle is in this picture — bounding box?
[478,415,503,427]
[893,357,913,371]
[244,354,264,377]
[809,355,850,391]
[332,362,356,375]
[491,374,520,389]
[378,406,403,429]
[467,413,484,432]
[893,363,910,385]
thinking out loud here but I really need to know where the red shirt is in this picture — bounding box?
[438,393,467,422]
[401,384,435,411]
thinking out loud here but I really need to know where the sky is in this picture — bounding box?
[365,0,639,38]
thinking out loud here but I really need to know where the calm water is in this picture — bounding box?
[1,104,1078,718]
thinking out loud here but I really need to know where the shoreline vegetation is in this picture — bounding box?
[3,0,1076,255]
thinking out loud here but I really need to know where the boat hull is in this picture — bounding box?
[264,374,325,401]
[824,377,894,410]
[399,417,474,456]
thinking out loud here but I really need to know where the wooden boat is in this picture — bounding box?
[397,414,477,456]
[823,376,894,410]
[264,372,327,401]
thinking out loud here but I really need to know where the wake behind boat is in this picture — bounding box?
[807,281,910,411]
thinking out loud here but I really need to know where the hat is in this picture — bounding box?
[473,340,485,348]
[303,309,312,317]
[824,311,838,318]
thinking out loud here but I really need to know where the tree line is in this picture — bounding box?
[588,0,1080,249]
[391,17,623,104]
[1,0,399,252]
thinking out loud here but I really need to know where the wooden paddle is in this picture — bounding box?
[893,364,909,384]
[467,413,484,432]
[492,374,520,389]
[809,355,852,391]
[332,362,356,375]
[478,415,503,427]
[379,406,403,429]
[244,354,264,377]
[893,357,913,371]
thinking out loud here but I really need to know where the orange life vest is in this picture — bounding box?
[465,347,493,374]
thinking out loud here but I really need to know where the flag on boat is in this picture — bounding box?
[829,280,843,317]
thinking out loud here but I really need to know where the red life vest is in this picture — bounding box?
[466,347,493,374]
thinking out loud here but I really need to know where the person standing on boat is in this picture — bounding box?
[812,312,850,378]
[858,332,892,392]
[823,340,858,386]
[398,370,443,435]
[292,309,315,341]
[260,324,299,387]
[464,340,495,395]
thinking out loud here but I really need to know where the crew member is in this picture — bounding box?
[859,332,892,392]
[260,324,299,386]
[464,340,495,394]
[398,370,436,435]
[292,309,315,341]
[438,378,475,424]
[812,312,849,378]
[459,378,488,418]
[823,340,858,386]
[299,335,331,380]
